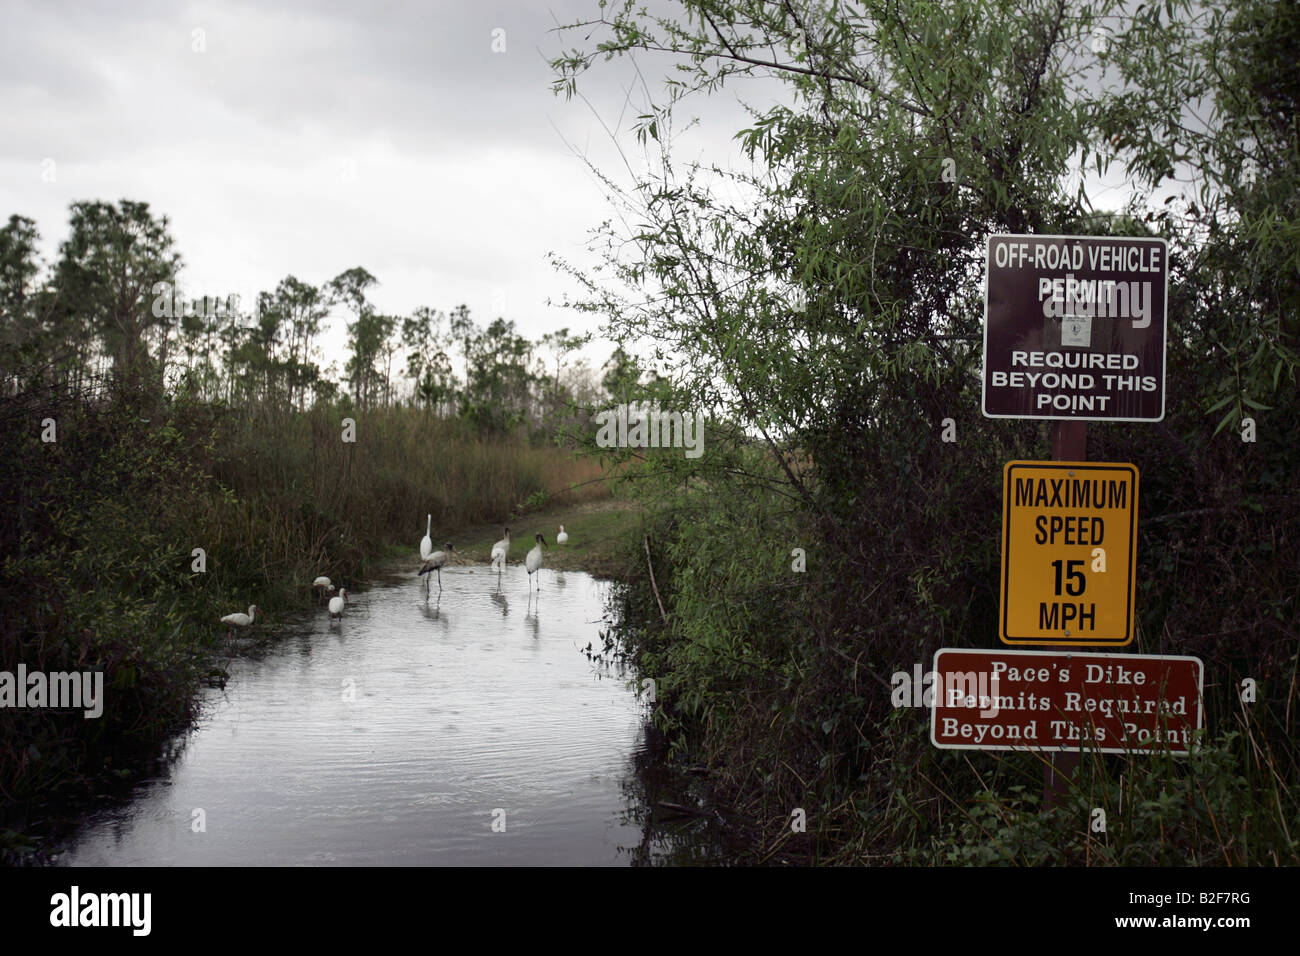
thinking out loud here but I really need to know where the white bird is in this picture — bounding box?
[221,605,259,636]
[525,533,547,590]
[490,527,511,573]
[557,525,568,545]
[312,576,335,603]
[419,543,455,590]
[329,588,349,620]
[420,514,433,561]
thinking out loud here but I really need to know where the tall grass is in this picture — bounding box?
[0,380,609,845]
[194,403,609,613]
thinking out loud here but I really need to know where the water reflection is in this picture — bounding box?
[50,566,723,866]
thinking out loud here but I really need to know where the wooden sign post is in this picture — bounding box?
[973,234,1172,810]
[1046,420,1085,806]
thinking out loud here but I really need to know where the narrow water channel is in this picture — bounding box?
[51,566,718,865]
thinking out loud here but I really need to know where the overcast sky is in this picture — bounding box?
[0,0,771,372]
[2,0,1158,383]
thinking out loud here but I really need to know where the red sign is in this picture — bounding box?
[982,235,1168,422]
[929,648,1202,754]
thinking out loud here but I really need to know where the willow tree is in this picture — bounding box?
[549,0,1299,861]
[1094,0,1300,433]
[550,0,1295,495]
[550,0,1126,512]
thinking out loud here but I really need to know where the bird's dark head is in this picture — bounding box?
[536,533,547,545]
[445,543,455,552]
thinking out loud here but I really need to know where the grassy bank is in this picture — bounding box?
[419,497,643,582]
[606,432,1300,866]
[0,381,611,850]
[196,402,613,610]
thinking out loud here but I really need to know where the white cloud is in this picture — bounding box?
[0,0,780,378]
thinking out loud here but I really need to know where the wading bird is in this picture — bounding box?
[312,576,335,603]
[221,605,259,637]
[420,514,433,561]
[490,527,511,575]
[329,588,349,620]
[419,544,455,591]
[556,525,568,545]
[525,533,547,590]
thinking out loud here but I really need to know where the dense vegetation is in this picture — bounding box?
[555,0,1299,864]
[3,0,1295,869]
[0,203,616,849]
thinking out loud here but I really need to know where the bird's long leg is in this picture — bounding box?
[437,567,442,590]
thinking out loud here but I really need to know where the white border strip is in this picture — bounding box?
[980,234,1169,423]
[928,647,1204,754]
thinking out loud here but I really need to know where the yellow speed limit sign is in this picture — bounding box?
[1000,461,1138,646]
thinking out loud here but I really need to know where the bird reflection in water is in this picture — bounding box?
[524,594,540,639]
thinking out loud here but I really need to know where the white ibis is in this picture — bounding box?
[312,576,335,603]
[329,588,349,620]
[221,605,259,636]
[419,544,455,590]
[490,527,511,574]
[556,525,568,545]
[420,514,433,561]
[525,533,547,590]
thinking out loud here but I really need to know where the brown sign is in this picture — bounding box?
[982,235,1168,421]
[929,648,1203,754]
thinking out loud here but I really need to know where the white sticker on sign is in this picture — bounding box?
[1062,315,1092,347]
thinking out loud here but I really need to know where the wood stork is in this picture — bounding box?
[420,514,433,561]
[329,588,349,620]
[221,605,259,637]
[556,525,568,545]
[312,576,335,603]
[525,533,547,590]
[419,544,455,590]
[490,527,511,574]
